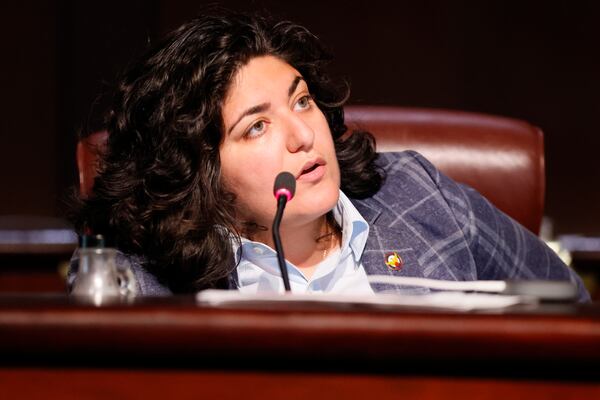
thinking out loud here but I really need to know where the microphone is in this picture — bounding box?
[272,172,296,292]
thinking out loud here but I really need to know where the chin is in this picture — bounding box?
[291,184,339,220]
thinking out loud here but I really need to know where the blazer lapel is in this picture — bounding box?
[353,198,431,294]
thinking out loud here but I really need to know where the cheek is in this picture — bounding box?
[221,145,275,186]
[219,146,280,220]
[315,119,340,182]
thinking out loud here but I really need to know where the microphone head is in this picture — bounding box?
[273,171,296,201]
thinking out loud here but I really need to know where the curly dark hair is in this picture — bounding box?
[73,10,384,293]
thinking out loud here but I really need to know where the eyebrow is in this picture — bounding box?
[227,76,305,135]
[227,102,270,135]
[288,76,304,97]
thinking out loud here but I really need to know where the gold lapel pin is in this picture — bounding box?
[384,252,403,271]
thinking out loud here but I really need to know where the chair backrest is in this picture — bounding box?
[76,106,545,234]
[76,130,108,199]
[344,106,545,234]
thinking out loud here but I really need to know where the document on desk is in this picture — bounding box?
[196,290,536,311]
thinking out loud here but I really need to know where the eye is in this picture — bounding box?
[244,120,267,139]
[294,95,312,111]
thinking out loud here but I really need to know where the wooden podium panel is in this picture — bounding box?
[1,370,600,400]
[0,295,599,399]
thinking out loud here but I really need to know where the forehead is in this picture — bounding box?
[224,56,302,108]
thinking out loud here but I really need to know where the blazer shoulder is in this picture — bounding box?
[367,150,475,240]
[376,150,441,183]
[372,150,447,206]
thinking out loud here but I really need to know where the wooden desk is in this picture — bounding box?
[0,295,599,399]
[0,216,76,292]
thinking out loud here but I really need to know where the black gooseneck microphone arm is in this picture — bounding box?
[272,195,292,292]
[272,171,296,292]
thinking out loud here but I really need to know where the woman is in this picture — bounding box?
[72,10,589,300]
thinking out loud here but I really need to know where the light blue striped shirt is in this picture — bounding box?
[233,191,374,294]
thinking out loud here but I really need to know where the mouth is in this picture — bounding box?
[297,158,326,182]
[301,163,319,175]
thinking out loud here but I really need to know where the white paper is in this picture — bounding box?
[366,275,508,292]
[196,289,535,311]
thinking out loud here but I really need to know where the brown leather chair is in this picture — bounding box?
[345,106,545,234]
[76,130,108,199]
[77,106,545,234]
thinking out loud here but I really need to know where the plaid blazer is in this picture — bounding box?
[354,151,588,301]
[77,151,589,301]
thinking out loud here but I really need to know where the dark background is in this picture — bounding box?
[1,0,599,236]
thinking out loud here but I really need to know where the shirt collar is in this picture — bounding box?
[230,190,370,268]
[332,190,370,264]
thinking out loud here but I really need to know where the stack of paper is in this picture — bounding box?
[197,289,536,311]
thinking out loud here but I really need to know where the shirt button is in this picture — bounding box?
[253,247,264,255]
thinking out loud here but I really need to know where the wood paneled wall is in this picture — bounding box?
[1,0,599,235]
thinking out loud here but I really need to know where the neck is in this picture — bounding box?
[252,214,339,271]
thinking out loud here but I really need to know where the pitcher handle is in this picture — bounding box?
[116,261,138,298]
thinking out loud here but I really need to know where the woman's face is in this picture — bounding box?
[220,55,340,231]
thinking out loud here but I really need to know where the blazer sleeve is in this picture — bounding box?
[407,151,590,302]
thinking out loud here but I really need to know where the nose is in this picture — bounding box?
[284,114,315,153]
